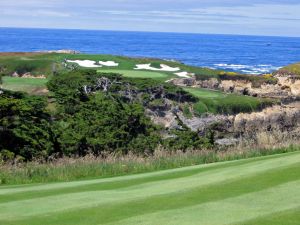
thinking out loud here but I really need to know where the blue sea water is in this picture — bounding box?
[1,27,300,74]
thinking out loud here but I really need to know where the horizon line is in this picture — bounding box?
[1,26,300,39]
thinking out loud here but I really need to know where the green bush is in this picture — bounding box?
[183,104,193,118]
[0,90,53,160]
[163,130,213,151]
[194,94,275,115]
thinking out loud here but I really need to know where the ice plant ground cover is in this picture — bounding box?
[0,151,299,225]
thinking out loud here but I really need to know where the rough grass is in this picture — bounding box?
[0,53,62,76]
[279,62,300,75]
[1,76,48,94]
[184,87,276,115]
[0,150,299,225]
[0,145,298,185]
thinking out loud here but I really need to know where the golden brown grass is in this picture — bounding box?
[1,132,299,185]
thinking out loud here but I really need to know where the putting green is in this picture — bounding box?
[1,151,300,225]
[97,69,169,79]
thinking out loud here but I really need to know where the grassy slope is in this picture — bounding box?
[1,77,48,94]
[0,53,220,78]
[184,87,276,115]
[0,53,62,76]
[0,53,279,113]
[66,54,221,76]
[1,151,300,225]
[279,62,300,75]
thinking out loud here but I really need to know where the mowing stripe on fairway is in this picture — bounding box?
[0,151,297,205]
[3,163,299,225]
[238,207,300,225]
[109,180,300,225]
[0,151,299,225]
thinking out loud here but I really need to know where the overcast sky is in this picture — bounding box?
[1,0,300,36]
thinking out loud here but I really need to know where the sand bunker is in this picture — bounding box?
[67,60,119,68]
[99,61,119,66]
[135,64,180,72]
[174,72,194,78]
[67,60,102,68]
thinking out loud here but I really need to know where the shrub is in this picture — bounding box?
[0,90,53,160]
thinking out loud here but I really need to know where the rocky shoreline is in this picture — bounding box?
[148,72,300,145]
[170,74,300,100]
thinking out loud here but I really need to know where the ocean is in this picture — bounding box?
[1,27,300,74]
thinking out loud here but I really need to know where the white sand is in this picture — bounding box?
[99,61,119,67]
[160,64,180,71]
[67,60,119,67]
[67,60,102,68]
[135,64,180,72]
[174,72,194,78]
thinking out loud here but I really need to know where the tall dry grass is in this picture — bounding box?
[1,131,299,185]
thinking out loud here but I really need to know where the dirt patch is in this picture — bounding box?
[21,73,46,79]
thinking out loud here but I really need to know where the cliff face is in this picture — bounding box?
[171,75,300,99]
[276,76,300,96]
[232,102,300,134]
[148,102,300,140]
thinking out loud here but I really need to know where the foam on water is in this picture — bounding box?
[213,63,282,74]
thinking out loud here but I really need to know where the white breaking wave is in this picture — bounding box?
[213,63,282,74]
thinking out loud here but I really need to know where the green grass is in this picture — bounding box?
[184,87,276,115]
[184,87,224,98]
[0,53,64,76]
[1,146,297,186]
[0,53,221,78]
[0,151,299,225]
[1,76,48,94]
[97,69,170,80]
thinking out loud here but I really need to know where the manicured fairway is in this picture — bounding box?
[1,151,300,225]
[97,69,170,79]
[1,76,48,94]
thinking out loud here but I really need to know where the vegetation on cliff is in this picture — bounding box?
[0,53,298,162]
[278,62,300,76]
[0,70,213,161]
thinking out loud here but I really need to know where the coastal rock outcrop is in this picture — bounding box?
[148,100,300,140]
[146,109,180,130]
[276,76,300,96]
[232,102,300,134]
[170,75,300,99]
[11,72,46,79]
